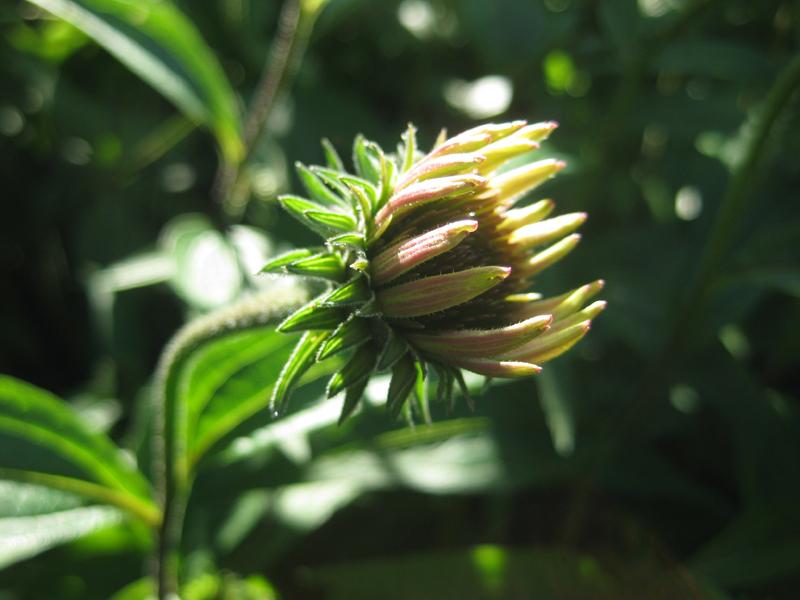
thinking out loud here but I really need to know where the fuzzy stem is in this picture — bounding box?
[151,287,307,598]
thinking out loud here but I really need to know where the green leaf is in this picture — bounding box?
[270,331,331,416]
[326,344,377,397]
[179,327,301,466]
[159,285,308,491]
[0,493,123,569]
[160,214,243,310]
[0,376,159,525]
[28,0,244,162]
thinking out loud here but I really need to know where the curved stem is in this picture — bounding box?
[151,288,307,598]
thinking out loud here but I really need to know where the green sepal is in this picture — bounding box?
[303,209,357,234]
[285,252,346,281]
[387,354,417,419]
[352,134,382,185]
[277,299,347,332]
[296,162,348,208]
[376,332,409,371]
[433,363,456,411]
[400,123,418,173]
[328,231,366,250]
[453,369,474,410]
[321,138,344,171]
[338,375,369,425]
[409,361,431,424]
[270,330,330,416]
[278,195,335,238]
[321,277,372,307]
[311,167,355,203]
[317,316,372,361]
[341,174,378,209]
[259,247,318,273]
[376,151,396,211]
[355,298,382,317]
[326,344,377,398]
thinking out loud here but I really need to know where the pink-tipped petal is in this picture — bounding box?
[508,213,587,248]
[406,314,552,358]
[519,233,582,277]
[491,159,566,207]
[448,356,542,378]
[396,153,486,190]
[374,173,487,227]
[511,279,605,320]
[497,199,555,231]
[499,320,591,363]
[370,220,479,285]
[377,266,511,318]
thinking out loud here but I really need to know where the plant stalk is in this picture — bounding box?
[212,0,319,215]
[151,288,307,598]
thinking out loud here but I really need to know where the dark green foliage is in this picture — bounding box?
[1,0,799,598]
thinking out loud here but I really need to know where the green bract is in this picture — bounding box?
[264,121,605,422]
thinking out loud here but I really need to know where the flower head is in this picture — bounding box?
[263,121,605,422]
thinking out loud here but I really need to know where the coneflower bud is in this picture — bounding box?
[262,121,605,422]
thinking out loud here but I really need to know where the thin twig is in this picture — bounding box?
[212,0,313,214]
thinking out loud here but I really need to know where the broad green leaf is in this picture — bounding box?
[160,214,243,310]
[182,327,299,464]
[28,0,244,162]
[0,376,158,525]
[0,502,123,569]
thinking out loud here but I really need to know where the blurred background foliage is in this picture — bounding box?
[1,0,799,598]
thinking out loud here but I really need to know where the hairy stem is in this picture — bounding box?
[151,287,307,598]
